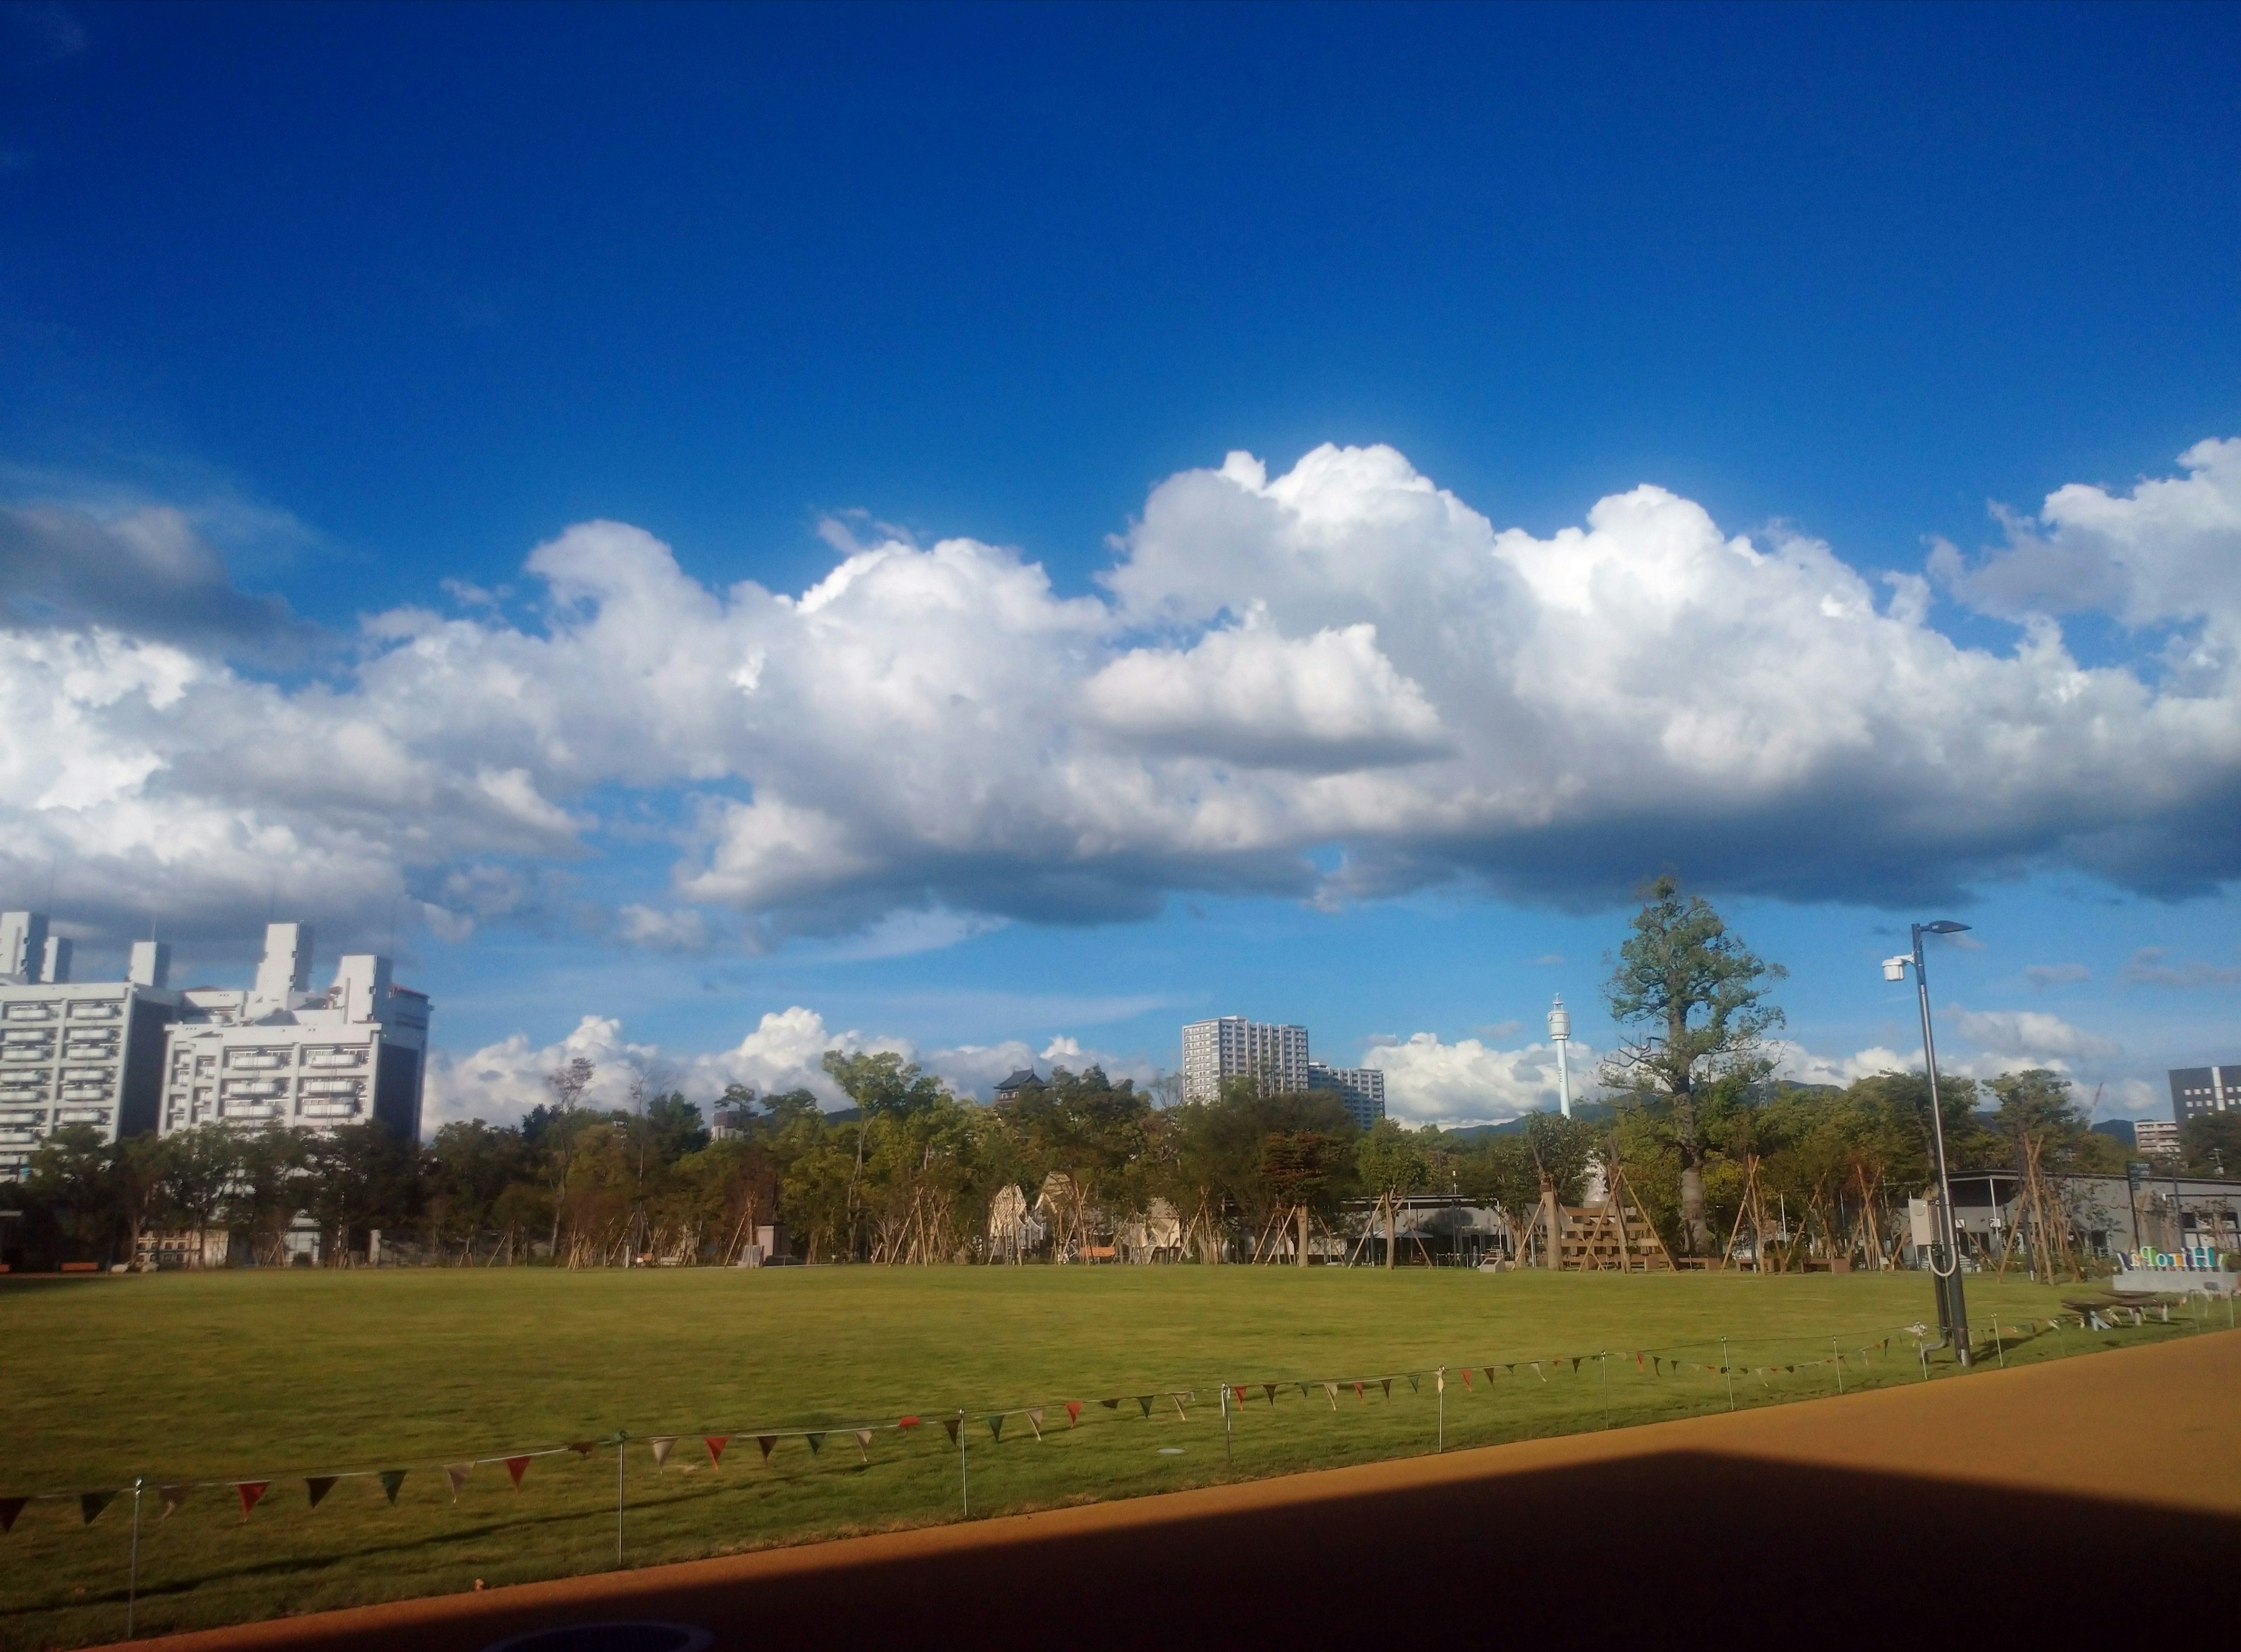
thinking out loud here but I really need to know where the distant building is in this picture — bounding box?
[993,1067,1039,1103]
[0,914,178,1178]
[158,923,431,1145]
[2134,1119,2181,1159]
[708,1105,753,1141]
[2169,1064,2240,1126]
[1181,1017,1309,1102]
[1308,1061,1388,1130]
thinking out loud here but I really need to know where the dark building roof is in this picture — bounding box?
[993,1068,1039,1096]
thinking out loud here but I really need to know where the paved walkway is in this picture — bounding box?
[111,1332,2240,1650]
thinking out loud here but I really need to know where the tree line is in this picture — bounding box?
[4,879,2223,1270]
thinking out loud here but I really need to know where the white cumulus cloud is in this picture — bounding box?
[1359,1032,1597,1126]
[8,438,2241,954]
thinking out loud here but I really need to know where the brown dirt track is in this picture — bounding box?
[110,1332,2240,1651]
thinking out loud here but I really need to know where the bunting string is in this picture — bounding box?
[0,1308,2176,1532]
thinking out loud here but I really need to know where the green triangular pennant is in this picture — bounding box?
[378,1471,407,1505]
[987,1414,1004,1441]
[941,1417,961,1444]
[804,1432,824,1457]
[306,1476,338,1509]
[80,1490,117,1526]
[1406,1374,1419,1393]
[757,1434,777,1463]
[1136,1396,1153,1419]
[0,1496,26,1534]
[1262,1383,1277,1404]
[1380,1378,1392,1399]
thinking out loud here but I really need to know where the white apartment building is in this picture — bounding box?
[1181,1017,1310,1102]
[2133,1119,2181,1160]
[1307,1061,1388,1130]
[159,924,431,1144]
[0,913,178,1178]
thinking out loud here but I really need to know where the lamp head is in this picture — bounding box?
[1882,956,1910,982]
[1921,920,1971,935]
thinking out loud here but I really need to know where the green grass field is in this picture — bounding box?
[0,1266,2214,1650]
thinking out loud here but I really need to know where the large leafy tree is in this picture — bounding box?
[158,1125,242,1262]
[1600,874,1786,1255]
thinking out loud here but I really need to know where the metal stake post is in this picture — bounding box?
[127,1478,142,1640]
[1220,1382,1231,1464]
[1992,1314,2005,1367]
[1832,1338,1843,1395]
[1436,1368,1444,1454]
[615,1431,627,1564]
[958,1409,968,1517]
[1599,1354,1610,1429]
[1720,1337,1734,1410]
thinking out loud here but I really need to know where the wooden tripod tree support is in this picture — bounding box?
[1722,1154,1775,1274]
[1851,1162,1888,1270]
[1996,1131,2083,1284]
[1509,1168,1677,1273]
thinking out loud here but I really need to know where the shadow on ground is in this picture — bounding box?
[227,1450,2229,1650]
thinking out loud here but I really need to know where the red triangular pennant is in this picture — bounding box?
[1064,1400,1082,1426]
[504,1456,530,1490]
[567,1440,598,1457]
[897,1415,921,1431]
[1460,1367,1474,1389]
[236,1482,269,1521]
[306,1476,338,1509]
[704,1436,728,1469]
[1233,1385,1247,1405]
[1353,1381,1364,1401]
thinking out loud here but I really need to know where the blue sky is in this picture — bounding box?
[2,2,2237,1127]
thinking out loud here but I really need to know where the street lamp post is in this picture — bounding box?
[1884,921,1972,1368]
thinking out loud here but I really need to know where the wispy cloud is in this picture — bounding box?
[2122,947,2241,988]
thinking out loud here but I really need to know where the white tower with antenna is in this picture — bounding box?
[1548,994,1573,1119]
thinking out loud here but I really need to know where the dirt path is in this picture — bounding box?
[108,1332,2240,1650]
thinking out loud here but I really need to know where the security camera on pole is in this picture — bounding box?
[1548,995,1572,1119]
[1883,921,1973,1369]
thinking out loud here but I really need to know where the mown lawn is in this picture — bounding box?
[0,1265,2208,1649]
